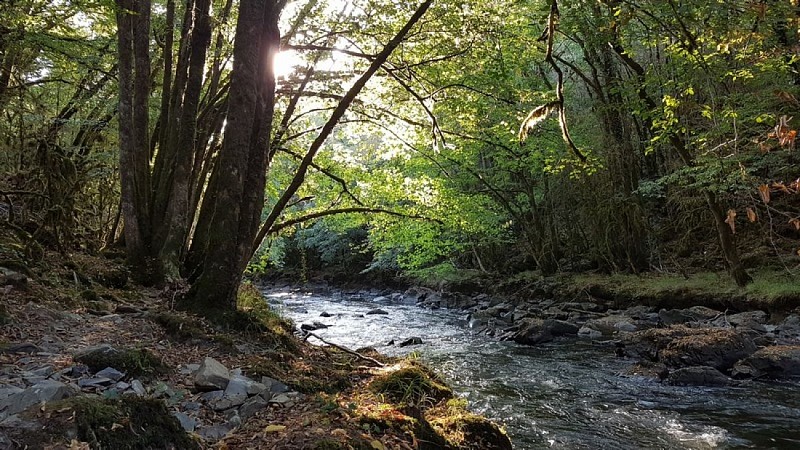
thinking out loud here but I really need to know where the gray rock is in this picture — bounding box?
[173,412,197,432]
[199,390,224,403]
[197,424,232,441]
[179,364,201,375]
[73,344,118,362]
[95,367,125,381]
[261,377,290,394]
[0,385,24,401]
[320,312,333,317]
[78,377,113,388]
[583,315,638,336]
[115,381,130,391]
[666,366,731,386]
[577,326,602,339]
[194,357,231,390]
[372,296,389,303]
[0,380,79,417]
[130,379,146,396]
[732,345,800,379]
[182,401,201,411]
[222,377,249,405]
[366,308,389,315]
[659,307,722,325]
[239,395,268,420]
[507,319,580,346]
[717,311,768,332]
[1,343,41,354]
[269,393,291,404]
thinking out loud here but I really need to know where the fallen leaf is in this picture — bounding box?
[265,425,286,433]
[371,440,386,450]
[746,207,757,223]
[331,428,348,437]
[725,209,737,234]
[758,184,771,204]
[111,422,124,431]
[790,218,800,230]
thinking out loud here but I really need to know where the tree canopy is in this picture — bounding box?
[2,0,799,309]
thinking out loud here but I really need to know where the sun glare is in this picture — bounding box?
[273,50,302,79]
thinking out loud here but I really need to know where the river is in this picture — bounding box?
[263,286,800,449]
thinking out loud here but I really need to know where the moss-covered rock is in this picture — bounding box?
[369,363,453,406]
[149,311,207,340]
[427,399,512,450]
[73,345,168,378]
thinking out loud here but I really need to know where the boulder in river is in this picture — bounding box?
[622,326,757,371]
[731,345,800,379]
[398,337,423,347]
[366,308,389,315]
[504,318,579,346]
[665,366,732,386]
[582,315,639,336]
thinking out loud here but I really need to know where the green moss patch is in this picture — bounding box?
[149,311,207,340]
[369,363,453,406]
[74,346,168,378]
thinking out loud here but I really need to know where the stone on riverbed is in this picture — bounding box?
[622,326,757,371]
[732,345,800,379]
[666,366,732,386]
[503,319,579,346]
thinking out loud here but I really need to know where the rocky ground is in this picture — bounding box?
[401,281,800,386]
[0,255,511,449]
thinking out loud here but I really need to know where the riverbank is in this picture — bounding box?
[400,269,800,385]
[0,253,510,449]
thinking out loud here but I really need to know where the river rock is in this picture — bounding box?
[665,366,732,386]
[715,311,768,332]
[582,315,638,336]
[777,315,800,338]
[577,326,602,339]
[398,337,423,347]
[732,345,800,379]
[300,321,328,331]
[505,319,579,346]
[624,326,757,371]
[194,357,231,390]
[658,306,722,325]
[0,380,79,418]
[366,308,389,315]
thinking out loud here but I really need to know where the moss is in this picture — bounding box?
[426,398,512,450]
[74,347,168,378]
[72,397,199,449]
[149,311,206,340]
[369,363,453,406]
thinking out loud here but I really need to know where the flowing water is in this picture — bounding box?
[263,286,800,449]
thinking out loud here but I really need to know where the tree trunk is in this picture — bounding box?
[156,0,213,278]
[116,0,154,280]
[187,0,282,312]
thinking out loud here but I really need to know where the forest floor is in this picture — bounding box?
[0,252,510,450]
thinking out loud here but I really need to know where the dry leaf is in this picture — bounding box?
[265,425,286,433]
[111,422,124,431]
[758,184,771,204]
[725,209,737,234]
[746,207,757,223]
[790,218,800,230]
[371,440,386,450]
